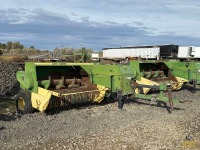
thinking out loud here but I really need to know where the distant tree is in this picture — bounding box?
[0,43,3,49]
[75,47,93,54]
[53,47,59,51]
[2,44,6,49]
[29,46,34,49]
[85,48,93,53]
[12,42,21,49]
[0,43,6,49]
[0,49,3,56]
[20,44,24,49]
[6,42,12,51]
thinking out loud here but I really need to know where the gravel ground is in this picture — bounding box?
[0,62,24,99]
[0,62,199,149]
[0,85,199,150]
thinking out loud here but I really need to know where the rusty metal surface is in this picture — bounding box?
[53,86,98,95]
[47,86,100,112]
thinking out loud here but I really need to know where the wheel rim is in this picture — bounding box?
[18,97,25,111]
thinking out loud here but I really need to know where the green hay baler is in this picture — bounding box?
[16,61,187,114]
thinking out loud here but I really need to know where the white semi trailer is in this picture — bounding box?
[102,45,200,61]
[103,47,160,60]
[178,46,200,59]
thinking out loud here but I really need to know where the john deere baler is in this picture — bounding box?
[16,62,136,113]
[16,61,182,114]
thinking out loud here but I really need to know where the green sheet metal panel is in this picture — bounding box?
[164,61,200,83]
[82,64,134,95]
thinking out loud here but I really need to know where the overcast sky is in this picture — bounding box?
[0,0,200,50]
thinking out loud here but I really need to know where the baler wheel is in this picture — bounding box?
[16,89,34,114]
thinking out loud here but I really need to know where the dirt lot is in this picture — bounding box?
[0,62,199,150]
[0,86,199,150]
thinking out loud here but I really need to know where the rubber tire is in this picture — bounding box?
[16,89,34,114]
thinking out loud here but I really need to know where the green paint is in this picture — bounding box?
[164,61,200,83]
[17,60,197,104]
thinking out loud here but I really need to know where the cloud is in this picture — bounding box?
[0,1,200,50]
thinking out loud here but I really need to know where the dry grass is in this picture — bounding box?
[0,55,25,62]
